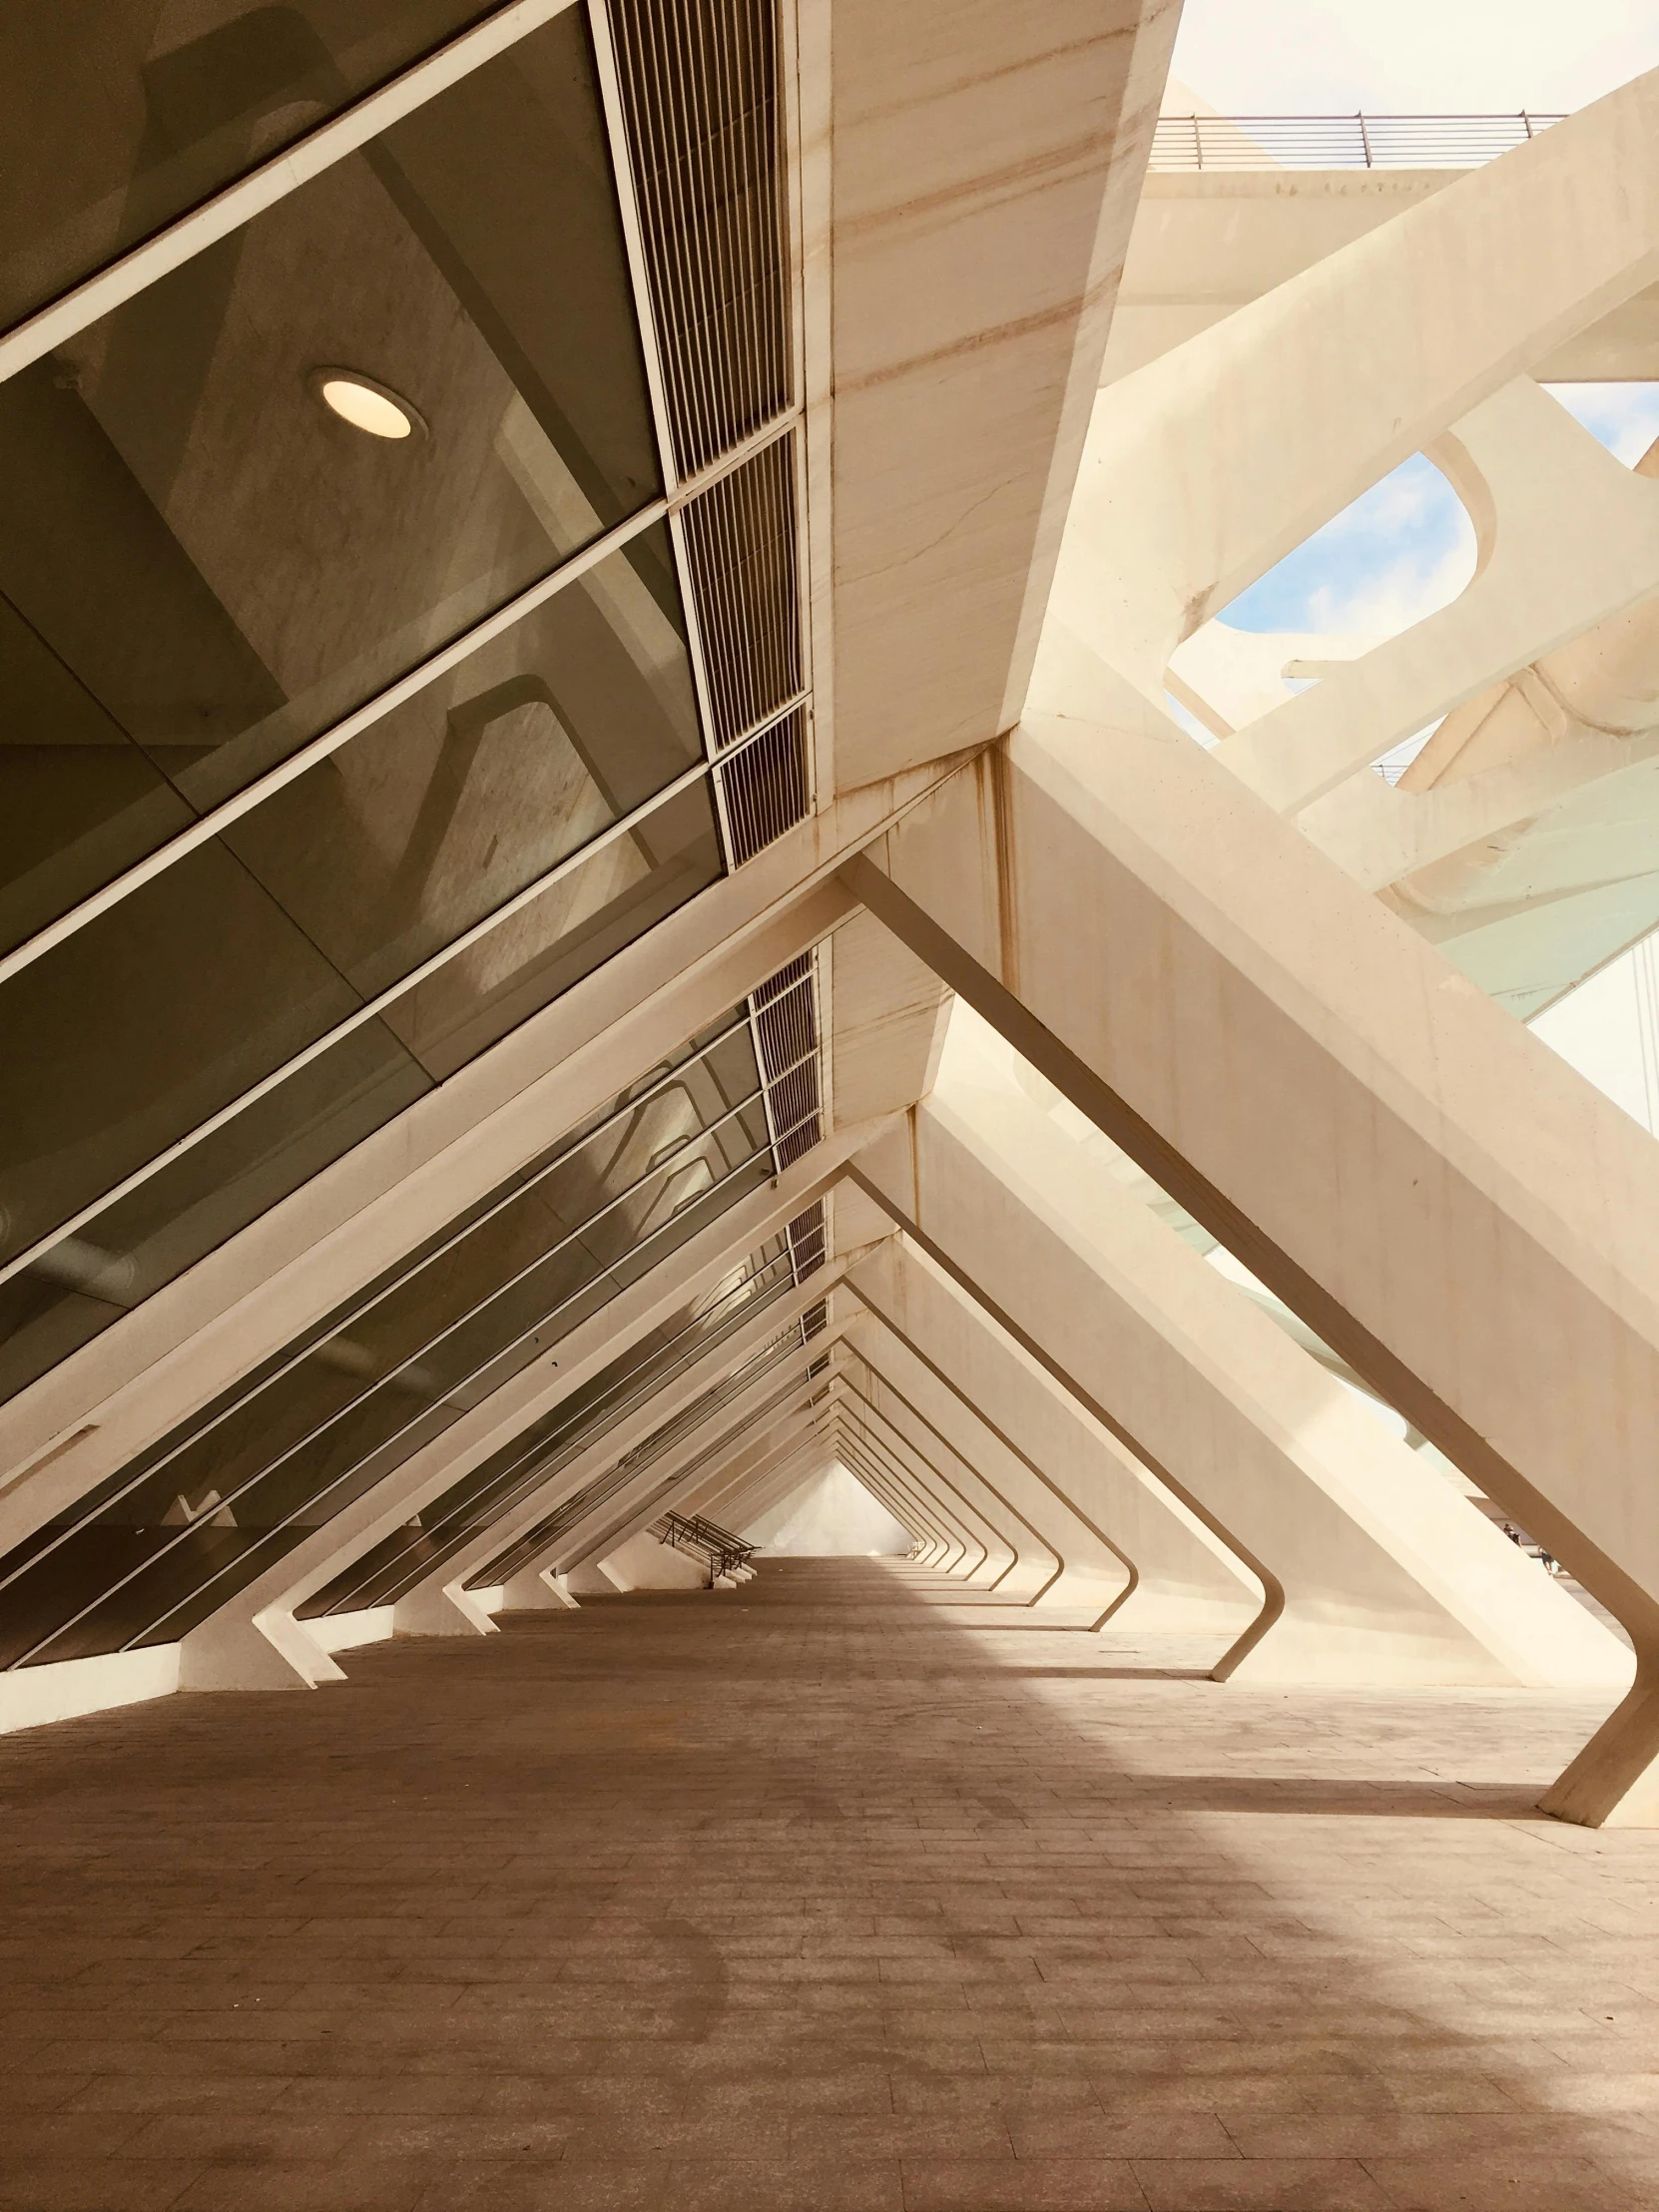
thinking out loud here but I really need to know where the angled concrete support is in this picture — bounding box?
[552,1359,831,1581]
[846,1236,1259,1635]
[392,1581,499,1640]
[847,719,1657,1828]
[834,1436,953,1569]
[829,1385,991,1579]
[832,1342,1065,1601]
[845,1000,1631,1698]
[498,1566,579,1612]
[376,1274,847,1627]
[824,1351,1024,1582]
[173,1135,881,1685]
[830,1426,957,1571]
[696,1431,835,1539]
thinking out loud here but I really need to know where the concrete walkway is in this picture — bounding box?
[3,1558,1659,2210]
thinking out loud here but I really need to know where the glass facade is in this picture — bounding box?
[0,526,721,1399]
[0,6,659,959]
[0,1004,786,1668]
[1,2,523,330]
[0,0,816,1677]
[300,1233,799,1613]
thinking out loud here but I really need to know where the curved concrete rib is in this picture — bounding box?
[835,1430,968,1574]
[845,1160,1285,1682]
[846,725,1648,1816]
[832,1351,1061,1600]
[845,1002,1630,1697]
[843,1269,1139,1625]
[846,1233,1259,1636]
[828,1376,1002,1580]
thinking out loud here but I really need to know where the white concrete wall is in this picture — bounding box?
[744,1463,912,1554]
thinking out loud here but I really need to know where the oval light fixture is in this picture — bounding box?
[307,366,426,442]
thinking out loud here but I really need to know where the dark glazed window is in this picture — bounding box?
[1,2,517,330]
[0,529,711,1320]
[0,1024,432,1406]
[0,7,660,956]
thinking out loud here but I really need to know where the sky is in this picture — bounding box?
[1168,1,1659,1118]
[1221,388,1659,639]
[1169,0,1659,117]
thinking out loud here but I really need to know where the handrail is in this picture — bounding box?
[1150,112,1565,173]
[653,1507,755,1587]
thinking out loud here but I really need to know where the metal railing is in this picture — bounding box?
[1149,113,1565,173]
[653,1509,755,1587]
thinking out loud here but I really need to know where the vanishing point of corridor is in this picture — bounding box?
[3,1562,1658,2212]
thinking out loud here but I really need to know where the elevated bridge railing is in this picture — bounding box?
[1150,113,1565,173]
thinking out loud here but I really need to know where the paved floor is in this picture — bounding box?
[3,1558,1659,2211]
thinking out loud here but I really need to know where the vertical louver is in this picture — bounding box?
[788,1202,827,1282]
[720,707,810,864]
[607,0,792,475]
[680,435,801,748]
[750,954,821,1168]
[608,0,811,865]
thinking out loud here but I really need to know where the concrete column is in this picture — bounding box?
[849,1017,1631,1697]
[846,1235,1260,1635]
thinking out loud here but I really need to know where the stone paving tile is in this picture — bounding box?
[2,1559,1659,2212]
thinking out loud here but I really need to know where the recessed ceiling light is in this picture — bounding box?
[308,367,425,441]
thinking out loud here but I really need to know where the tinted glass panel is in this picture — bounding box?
[0,1021,430,1405]
[0,8,660,953]
[4,3,564,330]
[0,530,710,1281]
[0,1011,774,1666]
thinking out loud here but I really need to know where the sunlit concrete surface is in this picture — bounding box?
[4,1560,1659,2212]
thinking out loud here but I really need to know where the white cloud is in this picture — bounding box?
[1301,532,1475,636]
[1546,382,1659,465]
[1171,0,1659,117]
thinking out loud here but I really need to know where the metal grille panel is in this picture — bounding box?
[750,955,821,1168]
[680,436,801,748]
[1150,111,1564,172]
[607,0,792,475]
[720,708,809,865]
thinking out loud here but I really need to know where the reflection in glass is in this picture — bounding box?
[0,1,510,329]
[0,528,713,1288]
[0,1023,431,1406]
[0,6,661,954]
[0,1010,779,1668]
